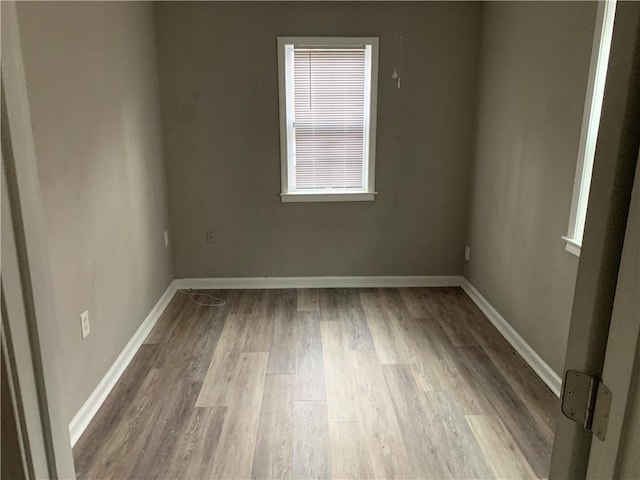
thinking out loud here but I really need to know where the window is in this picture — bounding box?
[277,37,379,202]
[563,1,616,257]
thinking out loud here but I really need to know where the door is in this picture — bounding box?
[549,2,640,479]
[586,152,640,479]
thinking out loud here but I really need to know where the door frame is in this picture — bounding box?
[549,2,640,478]
[1,2,76,478]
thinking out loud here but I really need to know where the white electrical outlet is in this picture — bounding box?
[80,310,90,339]
[464,246,471,262]
[164,230,170,248]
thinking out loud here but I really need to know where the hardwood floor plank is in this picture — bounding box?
[156,301,227,380]
[292,401,331,480]
[143,292,190,344]
[83,368,180,479]
[233,289,264,314]
[368,296,451,393]
[228,289,276,316]
[128,379,202,479]
[318,288,346,321]
[420,390,494,480]
[413,318,491,414]
[382,365,492,479]
[186,306,228,382]
[398,287,435,319]
[343,306,376,351]
[252,374,295,480]
[320,320,357,422]
[403,317,453,393]
[298,288,320,311]
[380,364,442,477]
[242,312,275,353]
[295,312,326,401]
[219,289,244,311]
[196,313,251,407]
[267,291,298,374]
[328,422,375,480]
[268,309,296,375]
[467,415,537,480]
[318,289,375,351]
[349,350,413,479]
[378,289,433,355]
[433,290,479,348]
[151,305,200,370]
[209,352,269,479]
[255,289,278,315]
[373,302,460,396]
[360,291,411,364]
[454,347,553,478]
[377,288,411,316]
[73,344,159,479]
[458,293,557,432]
[164,407,227,480]
[400,287,478,348]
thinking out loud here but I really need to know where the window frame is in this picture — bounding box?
[277,36,379,203]
[563,1,616,257]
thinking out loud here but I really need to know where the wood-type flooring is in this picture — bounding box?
[74,287,557,479]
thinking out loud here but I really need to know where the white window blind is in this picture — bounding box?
[293,47,366,190]
[278,37,378,202]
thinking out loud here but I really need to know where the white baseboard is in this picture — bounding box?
[461,279,562,397]
[68,281,177,447]
[175,275,463,290]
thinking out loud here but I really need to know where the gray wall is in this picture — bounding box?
[155,1,482,278]
[16,2,173,421]
[465,1,597,374]
[12,0,599,423]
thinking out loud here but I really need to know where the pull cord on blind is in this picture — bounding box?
[291,47,368,191]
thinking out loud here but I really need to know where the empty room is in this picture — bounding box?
[2,1,639,479]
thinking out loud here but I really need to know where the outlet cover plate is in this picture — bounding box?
[80,310,90,339]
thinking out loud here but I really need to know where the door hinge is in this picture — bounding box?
[561,370,612,441]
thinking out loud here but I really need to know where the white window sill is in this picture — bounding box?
[281,192,376,203]
[562,236,582,257]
